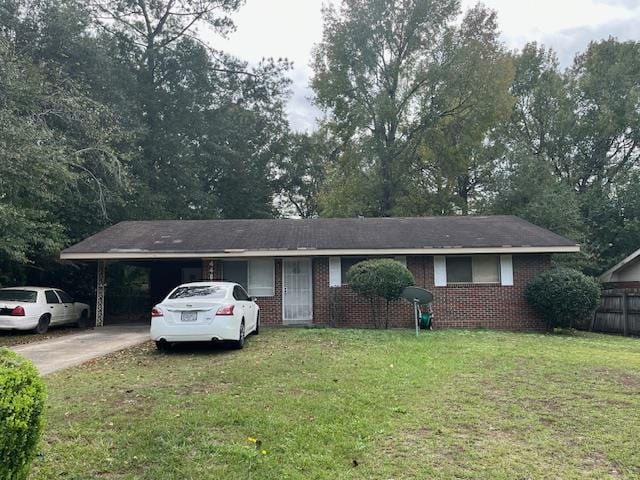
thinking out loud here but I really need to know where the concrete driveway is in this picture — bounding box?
[10,325,150,376]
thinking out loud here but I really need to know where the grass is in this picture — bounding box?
[31,328,640,479]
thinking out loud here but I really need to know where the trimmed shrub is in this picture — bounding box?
[347,259,415,328]
[525,268,601,330]
[0,348,46,480]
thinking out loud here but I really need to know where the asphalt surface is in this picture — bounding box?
[10,324,150,375]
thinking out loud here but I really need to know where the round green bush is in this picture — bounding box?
[0,348,46,480]
[525,267,601,330]
[347,259,415,328]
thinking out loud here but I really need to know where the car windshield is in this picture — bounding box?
[168,286,227,300]
[0,289,38,303]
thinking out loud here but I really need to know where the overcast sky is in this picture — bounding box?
[210,0,640,131]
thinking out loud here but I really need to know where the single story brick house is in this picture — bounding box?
[60,216,579,330]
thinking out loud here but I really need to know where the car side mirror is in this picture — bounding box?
[251,297,257,302]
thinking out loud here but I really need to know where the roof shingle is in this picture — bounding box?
[61,216,578,259]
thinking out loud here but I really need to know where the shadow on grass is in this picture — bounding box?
[153,336,260,357]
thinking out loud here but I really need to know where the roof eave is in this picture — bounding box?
[599,248,640,282]
[60,245,580,261]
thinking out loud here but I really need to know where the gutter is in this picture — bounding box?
[60,245,581,261]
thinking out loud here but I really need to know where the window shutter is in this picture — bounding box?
[248,259,275,297]
[500,255,514,286]
[394,256,407,267]
[329,257,342,287]
[434,256,447,286]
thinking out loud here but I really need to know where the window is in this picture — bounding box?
[472,256,500,283]
[0,289,37,303]
[446,257,473,283]
[222,261,248,289]
[248,259,275,297]
[56,290,74,303]
[169,285,227,300]
[233,286,251,301]
[222,259,274,297]
[340,257,366,282]
[445,256,500,284]
[181,267,202,283]
[45,290,60,304]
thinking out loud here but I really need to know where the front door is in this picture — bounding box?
[282,258,313,325]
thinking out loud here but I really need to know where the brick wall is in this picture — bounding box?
[202,254,551,331]
[313,255,550,331]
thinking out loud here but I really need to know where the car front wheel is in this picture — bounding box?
[34,314,50,334]
[77,310,89,328]
[254,312,260,335]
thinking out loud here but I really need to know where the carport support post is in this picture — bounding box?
[96,260,106,327]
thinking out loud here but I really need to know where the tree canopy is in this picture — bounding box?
[0,0,638,286]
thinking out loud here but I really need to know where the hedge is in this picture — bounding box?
[525,267,601,330]
[347,259,415,329]
[0,348,46,480]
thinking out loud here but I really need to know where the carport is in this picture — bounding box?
[68,259,208,327]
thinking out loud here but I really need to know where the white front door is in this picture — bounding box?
[282,258,313,325]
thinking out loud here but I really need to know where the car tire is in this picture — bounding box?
[34,314,50,335]
[155,341,171,352]
[77,310,89,328]
[254,313,260,335]
[234,321,245,349]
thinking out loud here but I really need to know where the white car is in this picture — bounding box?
[150,282,260,350]
[0,287,90,334]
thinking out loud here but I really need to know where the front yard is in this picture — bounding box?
[32,329,640,479]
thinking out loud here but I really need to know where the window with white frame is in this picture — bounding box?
[445,256,501,284]
[221,259,275,297]
[340,257,367,281]
[334,256,408,286]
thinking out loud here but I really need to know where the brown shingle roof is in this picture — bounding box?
[60,216,579,259]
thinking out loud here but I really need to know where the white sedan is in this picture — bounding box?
[0,287,90,334]
[150,282,260,350]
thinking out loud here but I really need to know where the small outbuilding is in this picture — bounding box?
[60,215,579,331]
[599,248,640,289]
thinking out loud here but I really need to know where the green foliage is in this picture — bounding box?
[347,259,415,328]
[0,0,291,285]
[313,0,514,216]
[525,268,601,330]
[0,348,46,480]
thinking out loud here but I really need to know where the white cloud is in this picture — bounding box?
[205,0,640,130]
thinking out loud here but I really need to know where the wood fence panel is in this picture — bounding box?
[589,291,640,335]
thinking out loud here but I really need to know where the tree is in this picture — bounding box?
[312,0,514,216]
[0,0,292,287]
[0,38,128,284]
[275,130,334,218]
[85,0,292,220]
[347,259,415,329]
[487,39,640,275]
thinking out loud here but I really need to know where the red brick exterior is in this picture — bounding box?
[202,254,551,331]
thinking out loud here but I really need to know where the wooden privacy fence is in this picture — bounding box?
[589,289,640,336]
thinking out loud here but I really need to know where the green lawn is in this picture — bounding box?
[31,329,640,479]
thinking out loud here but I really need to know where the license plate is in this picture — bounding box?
[181,311,197,322]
